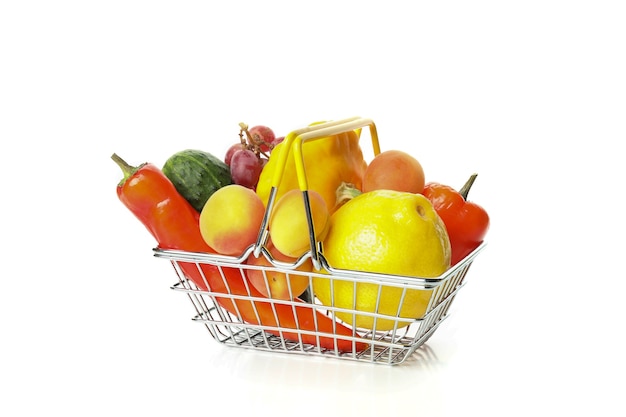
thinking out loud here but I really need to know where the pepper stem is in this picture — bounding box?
[335,182,362,210]
[458,173,478,200]
[111,153,138,186]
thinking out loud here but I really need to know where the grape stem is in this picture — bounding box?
[239,122,271,159]
[237,122,249,145]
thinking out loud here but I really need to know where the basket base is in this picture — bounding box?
[184,287,458,365]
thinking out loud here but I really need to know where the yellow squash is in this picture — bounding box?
[256,128,368,213]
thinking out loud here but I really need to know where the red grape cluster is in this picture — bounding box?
[225,123,284,190]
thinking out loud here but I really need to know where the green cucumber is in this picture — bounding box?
[162,149,233,212]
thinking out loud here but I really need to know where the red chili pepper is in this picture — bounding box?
[111,153,366,352]
[422,174,490,265]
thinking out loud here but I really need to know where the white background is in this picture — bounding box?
[1,1,625,416]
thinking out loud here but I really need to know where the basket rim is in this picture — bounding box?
[153,241,486,289]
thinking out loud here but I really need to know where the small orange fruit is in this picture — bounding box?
[246,241,312,300]
[269,189,330,258]
[199,184,265,256]
[362,150,425,194]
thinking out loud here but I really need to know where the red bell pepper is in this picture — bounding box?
[422,174,490,265]
[112,153,366,353]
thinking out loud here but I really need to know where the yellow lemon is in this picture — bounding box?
[313,190,451,331]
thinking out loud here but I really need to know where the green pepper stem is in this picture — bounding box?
[111,153,138,185]
[458,173,478,200]
[335,182,362,208]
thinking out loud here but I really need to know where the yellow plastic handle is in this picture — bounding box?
[269,116,381,191]
[253,117,380,266]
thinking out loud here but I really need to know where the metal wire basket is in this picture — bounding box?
[154,117,486,365]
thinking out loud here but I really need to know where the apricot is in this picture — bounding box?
[362,150,425,194]
[199,184,265,256]
[269,189,330,258]
[246,241,312,300]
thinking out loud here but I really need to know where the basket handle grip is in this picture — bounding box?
[270,117,381,191]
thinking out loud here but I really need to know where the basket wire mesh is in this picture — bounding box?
[154,242,484,365]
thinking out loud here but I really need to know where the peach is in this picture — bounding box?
[362,150,425,194]
[269,189,330,258]
[199,184,265,256]
[246,241,312,300]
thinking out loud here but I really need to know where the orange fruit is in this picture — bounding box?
[246,241,312,300]
[313,190,450,330]
[362,150,425,194]
[199,184,265,256]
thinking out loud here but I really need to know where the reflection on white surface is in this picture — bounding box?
[210,341,444,377]
[204,342,448,414]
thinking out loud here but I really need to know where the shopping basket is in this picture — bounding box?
[154,117,486,365]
